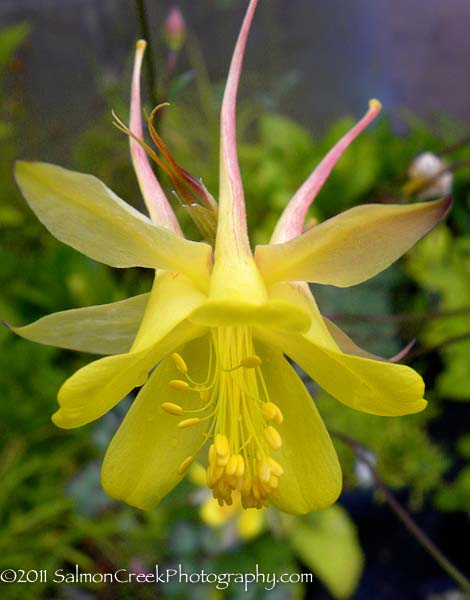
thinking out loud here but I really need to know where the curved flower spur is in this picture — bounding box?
[11,0,451,513]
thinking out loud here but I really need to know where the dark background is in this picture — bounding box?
[1,0,470,160]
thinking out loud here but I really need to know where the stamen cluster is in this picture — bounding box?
[162,327,285,508]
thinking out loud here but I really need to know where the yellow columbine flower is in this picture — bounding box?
[10,0,450,513]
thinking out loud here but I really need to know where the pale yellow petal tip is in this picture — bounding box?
[101,481,158,511]
[52,405,90,429]
[14,160,50,185]
[369,98,382,112]
[14,159,33,177]
[414,398,428,413]
[389,398,428,417]
[51,410,72,429]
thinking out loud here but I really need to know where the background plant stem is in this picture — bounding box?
[332,430,470,595]
[134,0,158,107]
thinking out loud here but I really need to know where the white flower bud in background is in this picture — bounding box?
[354,449,377,489]
[405,151,453,200]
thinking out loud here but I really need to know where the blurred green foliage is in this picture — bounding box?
[0,18,469,600]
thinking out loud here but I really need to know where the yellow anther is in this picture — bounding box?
[269,474,279,489]
[171,353,188,374]
[177,417,202,429]
[169,379,190,391]
[210,463,224,482]
[161,402,184,416]
[168,327,285,509]
[240,355,262,368]
[214,433,230,457]
[208,443,216,465]
[258,458,271,483]
[273,406,284,425]
[236,455,245,478]
[177,456,194,474]
[264,426,282,450]
[268,457,284,477]
[225,454,239,476]
[216,453,230,467]
[369,98,382,112]
[261,402,277,421]
[206,466,215,488]
[242,472,252,495]
[200,389,212,403]
[260,402,284,425]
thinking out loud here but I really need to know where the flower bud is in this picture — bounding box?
[164,6,186,51]
[405,152,453,200]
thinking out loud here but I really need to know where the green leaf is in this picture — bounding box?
[284,505,364,599]
[457,435,470,459]
[167,70,195,101]
[0,22,30,75]
[406,225,470,400]
[259,114,313,156]
[434,467,470,512]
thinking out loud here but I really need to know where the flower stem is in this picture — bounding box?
[327,307,470,325]
[332,430,470,594]
[406,331,470,360]
[439,134,470,156]
[134,0,158,107]
[405,158,470,196]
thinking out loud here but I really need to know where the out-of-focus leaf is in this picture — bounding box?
[167,70,195,101]
[316,390,449,507]
[0,205,24,227]
[434,467,470,512]
[284,505,364,599]
[0,22,30,75]
[457,435,470,459]
[406,225,470,400]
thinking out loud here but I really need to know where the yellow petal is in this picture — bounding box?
[268,281,338,348]
[209,1,267,311]
[53,271,207,428]
[53,320,203,429]
[131,271,208,352]
[255,197,451,287]
[237,508,265,541]
[188,297,310,333]
[323,316,386,361]
[259,330,427,416]
[101,336,210,510]
[201,497,239,527]
[256,343,342,514]
[324,317,416,363]
[14,161,211,285]
[8,293,149,355]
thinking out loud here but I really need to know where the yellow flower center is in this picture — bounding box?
[163,327,284,509]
